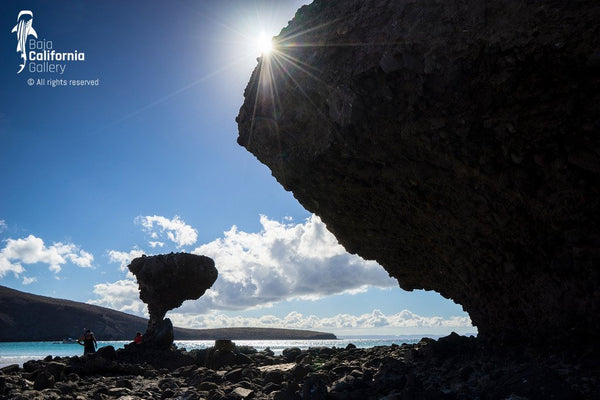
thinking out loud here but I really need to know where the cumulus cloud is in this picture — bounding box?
[135,215,197,248]
[167,309,474,334]
[108,249,145,272]
[0,234,94,277]
[88,279,147,316]
[22,276,36,285]
[66,248,94,268]
[91,214,397,317]
[183,214,397,313]
[0,252,25,277]
[0,220,6,230]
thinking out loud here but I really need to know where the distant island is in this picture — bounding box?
[0,285,336,342]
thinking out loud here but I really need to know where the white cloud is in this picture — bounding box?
[182,214,397,313]
[108,249,145,272]
[88,279,147,316]
[149,241,164,248]
[0,253,24,277]
[135,215,197,248]
[66,248,94,268]
[22,276,36,285]
[0,220,6,230]
[91,214,396,317]
[0,235,94,277]
[167,309,474,335]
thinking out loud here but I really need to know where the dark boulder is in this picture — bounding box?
[282,347,302,362]
[95,345,116,361]
[0,365,19,375]
[33,370,55,390]
[45,361,66,381]
[237,0,600,352]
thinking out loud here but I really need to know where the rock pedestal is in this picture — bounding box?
[142,318,174,349]
[128,253,218,348]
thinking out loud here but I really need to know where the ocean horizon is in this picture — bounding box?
[0,335,467,368]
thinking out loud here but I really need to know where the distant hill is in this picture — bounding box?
[0,286,336,341]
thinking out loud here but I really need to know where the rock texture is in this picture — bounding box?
[128,253,218,347]
[237,0,600,350]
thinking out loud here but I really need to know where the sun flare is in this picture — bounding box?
[256,31,274,55]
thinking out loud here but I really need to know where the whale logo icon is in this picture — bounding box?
[11,10,38,74]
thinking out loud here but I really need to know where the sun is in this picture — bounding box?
[256,31,274,56]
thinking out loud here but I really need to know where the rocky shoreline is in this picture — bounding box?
[0,333,597,400]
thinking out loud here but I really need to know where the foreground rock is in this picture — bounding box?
[128,253,218,348]
[237,0,600,351]
[1,334,597,399]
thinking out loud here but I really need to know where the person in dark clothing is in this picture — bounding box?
[77,328,97,355]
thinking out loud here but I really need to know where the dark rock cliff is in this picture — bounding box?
[237,0,600,350]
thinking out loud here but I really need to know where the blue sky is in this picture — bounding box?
[0,0,474,337]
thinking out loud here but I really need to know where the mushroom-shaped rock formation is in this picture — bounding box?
[128,253,218,347]
[237,0,600,352]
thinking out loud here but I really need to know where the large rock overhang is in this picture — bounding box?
[237,0,599,351]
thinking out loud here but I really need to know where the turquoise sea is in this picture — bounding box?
[0,336,431,368]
